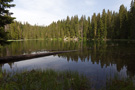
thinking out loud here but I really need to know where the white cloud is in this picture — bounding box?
[84,0,96,6]
[11,0,68,26]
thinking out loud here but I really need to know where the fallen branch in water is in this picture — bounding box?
[0,50,77,64]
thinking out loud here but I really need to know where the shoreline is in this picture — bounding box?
[7,38,135,42]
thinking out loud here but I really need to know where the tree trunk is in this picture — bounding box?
[0,50,77,64]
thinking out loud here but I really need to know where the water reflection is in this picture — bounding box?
[0,40,135,85]
[0,40,82,57]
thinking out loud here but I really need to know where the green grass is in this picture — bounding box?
[0,69,135,90]
[0,70,90,90]
[104,75,135,90]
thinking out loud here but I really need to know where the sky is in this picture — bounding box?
[10,0,131,26]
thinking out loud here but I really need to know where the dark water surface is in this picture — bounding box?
[0,40,135,88]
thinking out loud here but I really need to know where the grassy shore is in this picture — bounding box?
[105,76,135,90]
[0,70,90,90]
[0,70,135,90]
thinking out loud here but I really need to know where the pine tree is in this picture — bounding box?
[79,16,84,39]
[99,19,104,39]
[0,0,15,41]
[96,13,101,39]
[91,13,97,39]
[83,15,88,39]
[130,0,134,10]
[87,16,92,39]
[65,16,70,37]
[102,9,107,40]
[119,5,128,39]
[107,10,112,39]
[70,16,75,38]
[74,15,79,38]
[128,0,135,39]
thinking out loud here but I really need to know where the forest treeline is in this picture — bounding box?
[6,0,135,40]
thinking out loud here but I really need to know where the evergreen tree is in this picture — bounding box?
[70,16,75,38]
[129,0,135,39]
[79,16,84,39]
[102,9,107,40]
[83,15,88,39]
[91,13,97,39]
[87,16,92,39]
[99,19,104,39]
[74,15,79,37]
[107,10,112,39]
[130,0,134,10]
[119,5,128,39]
[0,0,15,41]
[96,13,101,39]
[65,16,70,37]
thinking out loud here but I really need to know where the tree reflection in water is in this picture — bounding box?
[0,40,135,77]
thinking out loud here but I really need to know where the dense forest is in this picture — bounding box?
[5,0,135,40]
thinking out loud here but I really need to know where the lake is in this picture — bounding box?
[0,40,135,88]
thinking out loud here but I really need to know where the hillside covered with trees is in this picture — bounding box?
[6,0,135,40]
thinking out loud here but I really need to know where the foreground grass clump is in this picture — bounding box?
[105,76,135,90]
[0,70,90,90]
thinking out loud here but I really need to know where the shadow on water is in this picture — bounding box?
[0,40,135,88]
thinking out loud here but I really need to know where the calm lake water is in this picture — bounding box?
[0,40,135,88]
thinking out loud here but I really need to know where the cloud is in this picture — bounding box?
[84,0,96,6]
[10,0,68,25]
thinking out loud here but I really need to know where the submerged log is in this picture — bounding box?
[0,50,77,64]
